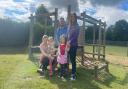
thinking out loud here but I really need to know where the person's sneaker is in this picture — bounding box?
[37,69,45,75]
[70,75,76,81]
[58,75,65,79]
[61,76,65,80]
[57,75,61,78]
[70,77,76,81]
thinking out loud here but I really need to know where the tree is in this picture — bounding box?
[33,22,54,45]
[106,25,115,41]
[33,4,54,45]
[85,25,99,43]
[35,4,52,25]
[114,20,128,41]
[106,19,128,41]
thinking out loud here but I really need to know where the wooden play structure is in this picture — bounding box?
[28,5,109,78]
[28,7,58,58]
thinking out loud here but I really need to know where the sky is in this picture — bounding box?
[0,0,128,26]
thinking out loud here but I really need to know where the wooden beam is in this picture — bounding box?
[97,64,107,71]
[105,61,109,73]
[54,8,58,30]
[53,8,58,44]
[82,12,86,45]
[84,52,105,56]
[98,20,102,59]
[93,25,96,58]
[94,66,98,78]
[103,22,106,60]
[78,13,85,46]
[78,12,105,26]
[80,12,85,65]
[85,14,104,25]
[30,12,55,18]
[85,43,105,47]
[67,5,71,24]
[29,14,34,58]
[44,16,47,34]
[77,16,97,25]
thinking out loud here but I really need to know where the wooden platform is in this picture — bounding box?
[76,54,109,79]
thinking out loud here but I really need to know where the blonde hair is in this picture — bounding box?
[48,36,53,40]
[43,35,48,39]
[42,35,48,41]
[60,35,66,44]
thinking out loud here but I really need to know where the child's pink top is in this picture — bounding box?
[57,44,68,64]
[60,44,66,55]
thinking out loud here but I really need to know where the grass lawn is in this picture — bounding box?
[84,45,128,57]
[0,47,128,89]
[106,45,128,57]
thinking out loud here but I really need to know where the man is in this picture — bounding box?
[54,17,68,47]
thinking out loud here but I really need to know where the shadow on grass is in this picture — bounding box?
[42,67,116,89]
[44,67,100,89]
[0,47,27,54]
[28,53,117,89]
[121,73,128,85]
[29,56,39,67]
[96,71,116,88]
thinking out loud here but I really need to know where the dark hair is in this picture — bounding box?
[69,13,77,26]
[60,17,65,20]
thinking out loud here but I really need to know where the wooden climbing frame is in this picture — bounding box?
[28,5,109,79]
[28,8,58,59]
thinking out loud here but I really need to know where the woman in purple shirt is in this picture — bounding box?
[67,13,80,80]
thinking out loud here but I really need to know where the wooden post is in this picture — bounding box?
[81,12,86,65]
[67,5,71,24]
[82,12,86,46]
[81,46,84,65]
[78,12,85,46]
[29,14,34,58]
[127,41,128,57]
[105,61,109,73]
[103,22,106,60]
[93,25,96,58]
[94,66,98,79]
[98,20,102,60]
[44,17,47,35]
[54,8,58,30]
[54,8,58,44]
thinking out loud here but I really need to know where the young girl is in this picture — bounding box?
[47,36,57,75]
[47,36,56,59]
[57,35,70,78]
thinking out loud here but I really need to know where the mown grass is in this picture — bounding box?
[0,47,128,89]
[106,45,128,57]
[84,45,128,57]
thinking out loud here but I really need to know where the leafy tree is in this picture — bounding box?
[85,25,99,43]
[106,25,114,41]
[114,20,128,41]
[35,4,52,25]
[106,20,128,41]
[33,4,54,45]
